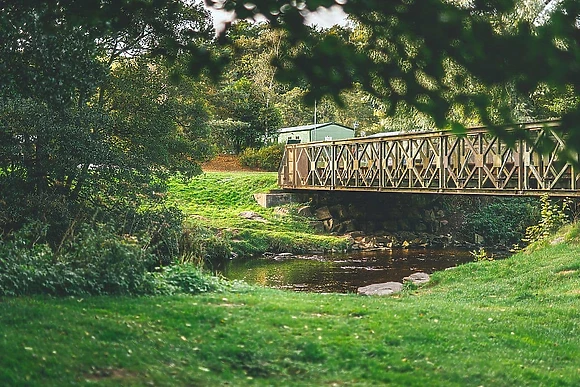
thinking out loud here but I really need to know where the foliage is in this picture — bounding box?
[523,194,570,244]
[461,197,539,246]
[105,58,213,179]
[0,223,157,296]
[178,225,233,267]
[208,119,252,154]
[239,143,285,171]
[157,263,227,295]
[210,78,282,153]
[117,206,186,267]
[0,0,215,246]
[0,220,234,297]
[204,0,580,163]
[470,247,494,262]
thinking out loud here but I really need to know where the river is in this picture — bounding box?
[221,248,475,293]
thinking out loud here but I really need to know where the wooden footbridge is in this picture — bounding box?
[278,120,580,197]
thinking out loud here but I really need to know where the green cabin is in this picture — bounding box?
[277,122,355,144]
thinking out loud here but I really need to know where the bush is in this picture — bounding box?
[239,144,285,171]
[178,225,233,268]
[158,263,227,295]
[0,221,236,297]
[523,194,570,244]
[118,206,185,267]
[462,197,540,246]
[0,223,156,296]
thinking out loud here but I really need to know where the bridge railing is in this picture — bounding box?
[278,120,580,196]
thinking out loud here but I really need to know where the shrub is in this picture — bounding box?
[239,144,285,171]
[0,223,157,296]
[178,225,233,268]
[523,194,570,244]
[158,263,227,295]
[119,206,185,267]
[0,221,236,297]
[462,197,540,246]
[61,224,157,295]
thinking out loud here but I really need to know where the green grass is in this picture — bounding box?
[2,227,580,386]
[167,172,350,256]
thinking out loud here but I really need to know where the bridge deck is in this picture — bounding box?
[278,120,580,197]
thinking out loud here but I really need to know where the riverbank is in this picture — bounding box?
[2,225,579,385]
[167,172,351,257]
[167,172,528,260]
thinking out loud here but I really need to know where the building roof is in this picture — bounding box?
[277,122,355,134]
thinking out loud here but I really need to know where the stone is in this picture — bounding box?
[297,206,313,217]
[239,211,268,223]
[315,206,333,220]
[273,253,293,260]
[309,221,325,233]
[403,272,430,285]
[323,218,335,231]
[253,193,295,208]
[329,204,349,220]
[357,282,403,296]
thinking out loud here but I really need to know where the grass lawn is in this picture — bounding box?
[2,227,580,386]
[167,172,350,256]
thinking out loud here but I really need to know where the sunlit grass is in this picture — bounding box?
[167,172,349,255]
[2,229,580,385]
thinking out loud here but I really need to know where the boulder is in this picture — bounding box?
[239,211,268,223]
[309,221,325,233]
[403,272,430,285]
[357,282,403,296]
[323,218,335,232]
[315,206,333,220]
[297,206,313,218]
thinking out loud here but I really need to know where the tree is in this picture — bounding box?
[0,0,216,239]
[211,78,282,153]
[104,58,213,178]
[205,0,580,160]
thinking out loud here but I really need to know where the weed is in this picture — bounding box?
[470,247,494,262]
[523,194,570,244]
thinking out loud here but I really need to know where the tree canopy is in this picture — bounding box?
[203,0,580,156]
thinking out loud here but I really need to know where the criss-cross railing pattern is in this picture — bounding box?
[278,120,580,196]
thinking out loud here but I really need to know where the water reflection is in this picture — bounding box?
[221,248,474,293]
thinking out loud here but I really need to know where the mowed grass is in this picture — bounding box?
[167,172,350,255]
[2,228,580,386]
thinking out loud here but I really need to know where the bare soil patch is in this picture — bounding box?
[202,154,254,172]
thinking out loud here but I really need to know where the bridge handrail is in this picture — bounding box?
[278,119,579,196]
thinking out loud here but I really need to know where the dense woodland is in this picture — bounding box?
[1,0,580,295]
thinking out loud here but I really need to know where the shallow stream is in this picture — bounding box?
[220,248,474,293]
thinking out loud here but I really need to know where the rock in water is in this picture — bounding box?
[357,282,403,296]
